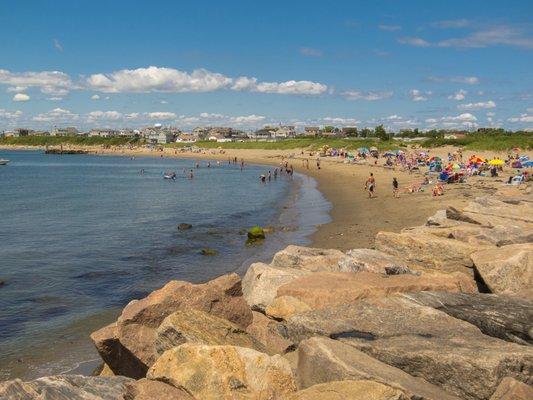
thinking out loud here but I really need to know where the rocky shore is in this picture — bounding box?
[1,184,532,399]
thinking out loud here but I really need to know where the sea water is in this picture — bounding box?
[0,149,329,379]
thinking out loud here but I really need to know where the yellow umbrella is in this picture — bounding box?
[488,159,504,166]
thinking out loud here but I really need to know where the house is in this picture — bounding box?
[13,128,34,137]
[157,131,176,144]
[304,126,321,136]
[89,129,119,138]
[175,133,197,143]
[51,126,78,136]
[249,128,273,140]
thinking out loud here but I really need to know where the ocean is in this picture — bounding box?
[0,149,330,380]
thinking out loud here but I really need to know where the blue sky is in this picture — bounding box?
[1,0,532,131]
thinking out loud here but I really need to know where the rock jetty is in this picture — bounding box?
[1,186,531,399]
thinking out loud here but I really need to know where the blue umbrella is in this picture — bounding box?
[523,160,533,167]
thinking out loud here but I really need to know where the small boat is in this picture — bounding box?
[0,159,9,165]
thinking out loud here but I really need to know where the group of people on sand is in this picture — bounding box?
[364,173,401,199]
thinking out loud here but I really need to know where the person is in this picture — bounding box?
[392,177,399,198]
[316,158,321,170]
[188,169,194,179]
[240,160,244,171]
[274,168,278,179]
[195,161,199,169]
[260,174,266,183]
[207,161,211,168]
[365,173,376,198]
[268,171,272,181]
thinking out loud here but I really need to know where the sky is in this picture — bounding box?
[0,0,532,132]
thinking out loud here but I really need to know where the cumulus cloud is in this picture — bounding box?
[378,24,401,31]
[13,93,30,102]
[87,110,124,121]
[53,39,63,52]
[425,113,478,129]
[33,108,78,122]
[0,109,23,119]
[299,47,323,57]
[410,89,431,102]
[457,100,496,110]
[0,69,74,95]
[322,117,360,125]
[7,86,28,93]
[85,66,328,96]
[508,114,533,123]
[448,89,467,101]
[341,90,393,101]
[427,76,479,85]
[47,97,63,101]
[147,112,176,120]
[430,19,470,29]
[91,94,100,100]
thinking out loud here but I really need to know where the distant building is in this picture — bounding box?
[89,129,119,138]
[13,128,34,137]
[51,126,78,136]
[157,131,175,144]
[304,126,321,136]
[175,133,198,143]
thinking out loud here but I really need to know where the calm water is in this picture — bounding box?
[0,150,329,379]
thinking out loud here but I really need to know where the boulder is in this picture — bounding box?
[123,378,195,400]
[295,337,461,400]
[282,297,533,400]
[177,223,192,230]
[154,309,265,356]
[289,380,408,400]
[270,245,347,272]
[247,226,265,240]
[147,344,297,400]
[446,206,483,225]
[200,248,218,256]
[275,271,476,310]
[0,375,132,400]
[245,311,294,355]
[489,377,533,400]
[375,231,490,275]
[339,248,417,275]
[242,262,310,311]
[472,244,533,298]
[91,273,252,378]
[266,295,312,320]
[464,196,533,224]
[403,291,533,345]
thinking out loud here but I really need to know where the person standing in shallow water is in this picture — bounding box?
[365,173,376,198]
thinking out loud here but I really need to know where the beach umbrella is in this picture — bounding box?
[488,159,504,166]
[357,147,369,153]
[470,156,484,164]
[523,160,533,167]
[452,163,462,170]
[383,151,395,157]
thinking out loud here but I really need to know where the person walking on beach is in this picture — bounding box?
[316,158,321,170]
[365,173,376,198]
[392,177,399,198]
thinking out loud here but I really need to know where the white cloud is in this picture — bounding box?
[486,112,495,117]
[87,110,124,121]
[445,113,477,122]
[13,93,30,102]
[448,89,467,101]
[6,86,28,93]
[33,108,78,122]
[53,39,63,52]
[160,100,168,104]
[400,26,533,49]
[91,94,100,100]
[322,117,360,125]
[47,97,63,101]
[0,69,74,95]
[147,112,176,120]
[410,89,431,102]
[85,66,327,96]
[299,47,323,57]
[378,24,401,31]
[230,114,265,124]
[341,90,393,101]
[457,100,496,110]
[397,37,430,47]
[527,107,533,113]
[427,76,479,85]
[0,109,23,119]
[508,114,533,123]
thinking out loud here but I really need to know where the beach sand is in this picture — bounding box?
[3,144,517,250]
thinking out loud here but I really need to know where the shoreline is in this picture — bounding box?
[2,143,517,250]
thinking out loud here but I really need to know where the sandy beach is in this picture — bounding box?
[2,144,522,250]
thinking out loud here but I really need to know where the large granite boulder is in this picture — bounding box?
[154,309,265,356]
[0,375,132,400]
[245,311,293,355]
[270,245,348,272]
[295,337,461,400]
[275,271,476,310]
[289,380,408,400]
[123,378,195,400]
[375,231,490,275]
[265,295,312,320]
[91,273,252,378]
[339,248,416,275]
[471,243,533,298]
[489,377,533,400]
[242,262,310,311]
[147,343,297,399]
[464,196,533,225]
[403,291,533,345]
[282,297,533,400]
